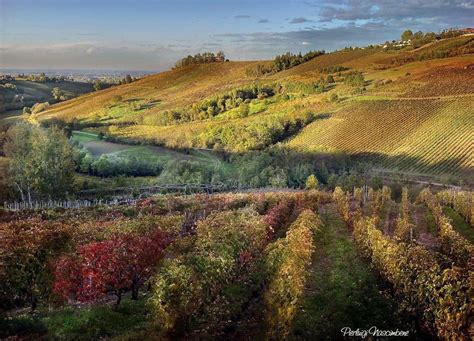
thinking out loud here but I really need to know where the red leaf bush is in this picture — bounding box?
[54,229,169,305]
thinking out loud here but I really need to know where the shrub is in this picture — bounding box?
[53,230,169,305]
[344,71,365,87]
[305,174,318,190]
[31,102,50,114]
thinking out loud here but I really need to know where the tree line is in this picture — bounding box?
[174,51,226,68]
[246,50,325,77]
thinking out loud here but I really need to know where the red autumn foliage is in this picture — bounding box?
[53,229,169,305]
[264,200,294,236]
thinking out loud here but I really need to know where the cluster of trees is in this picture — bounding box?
[147,85,276,125]
[198,111,315,152]
[400,29,438,48]
[231,148,346,188]
[0,83,17,90]
[119,74,134,85]
[401,28,467,49]
[19,73,69,83]
[245,64,274,77]
[4,122,75,202]
[157,159,218,185]
[273,50,325,72]
[51,87,72,101]
[93,80,105,91]
[174,51,226,68]
[312,75,333,93]
[74,151,162,178]
[245,50,325,77]
[25,73,50,83]
[23,102,53,115]
[190,86,274,120]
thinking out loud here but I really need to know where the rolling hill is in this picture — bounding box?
[34,35,474,180]
[0,78,94,112]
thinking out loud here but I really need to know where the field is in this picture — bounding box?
[1,187,472,339]
[30,35,474,181]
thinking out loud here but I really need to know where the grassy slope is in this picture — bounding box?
[37,61,272,124]
[36,36,474,178]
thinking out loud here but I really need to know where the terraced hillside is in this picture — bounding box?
[34,36,474,179]
[289,96,473,176]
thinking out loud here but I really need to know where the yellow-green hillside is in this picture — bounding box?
[34,36,474,178]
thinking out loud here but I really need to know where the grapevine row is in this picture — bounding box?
[333,187,473,339]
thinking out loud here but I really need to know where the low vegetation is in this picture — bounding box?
[1,187,472,339]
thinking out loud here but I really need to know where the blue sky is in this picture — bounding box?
[1,0,473,70]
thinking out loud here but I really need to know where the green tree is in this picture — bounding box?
[51,87,62,100]
[80,153,94,173]
[5,123,75,202]
[124,75,133,84]
[93,155,111,177]
[401,29,413,41]
[93,80,104,91]
[305,174,319,190]
[216,50,226,62]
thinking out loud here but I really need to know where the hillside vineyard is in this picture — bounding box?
[1,20,473,340]
[33,35,474,178]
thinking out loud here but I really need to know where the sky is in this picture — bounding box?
[1,0,473,71]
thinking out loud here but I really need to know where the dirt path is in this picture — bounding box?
[290,204,409,339]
